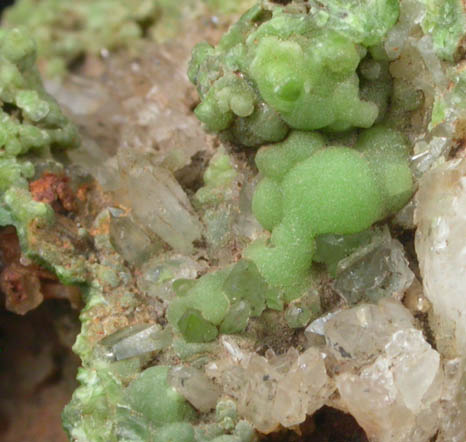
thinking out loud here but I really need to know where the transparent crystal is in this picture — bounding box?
[415,158,466,353]
[109,208,161,266]
[324,298,415,368]
[117,151,202,254]
[167,366,221,412]
[336,328,442,442]
[99,323,172,361]
[207,343,330,434]
[333,228,414,304]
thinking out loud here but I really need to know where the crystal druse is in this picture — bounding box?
[0,0,465,441]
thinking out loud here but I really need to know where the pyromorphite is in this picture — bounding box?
[126,366,196,426]
[178,309,219,343]
[248,126,413,290]
[188,1,400,145]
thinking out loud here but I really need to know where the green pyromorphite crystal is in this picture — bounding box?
[167,258,282,342]
[195,146,237,205]
[126,366,196,426]
[0,27,79,251]
[420,0,465,61]
[188,0,400,145]
[247,126,413,290]
[3,0,160,77]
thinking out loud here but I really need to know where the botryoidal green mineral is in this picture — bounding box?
[167,0,415,345]
[3,0,461,441]
[2,0,257,78]
[0,27,79,255]
[188,0,401,145]
[3,0,160,77]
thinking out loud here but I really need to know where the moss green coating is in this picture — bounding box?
[420,0,465,61]
[3,0,160,77]
[0,28,79,272]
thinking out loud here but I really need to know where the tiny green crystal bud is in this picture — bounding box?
[178,309,219,343]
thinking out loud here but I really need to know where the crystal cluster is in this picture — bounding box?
[0,0,465,441]
[207,341,330,433]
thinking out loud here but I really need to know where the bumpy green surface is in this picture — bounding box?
[0,27,79,254]
[3,0,450,440]
[188,0,400,145]
[248,126,413,290]
[168,126,413,342]
[3,0,160,77]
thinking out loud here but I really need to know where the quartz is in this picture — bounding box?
[117,150,203,254]
[324,298,415,368]
[333,228,415,304]
[336,328,442,442]
[415,157,466,353]
[99,323,172,361]
[168,366,222,413]
[207,343,330,434]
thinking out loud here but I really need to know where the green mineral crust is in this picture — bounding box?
[188,0,401,145]
[2,0,466,441]
[0,27,80,272]
[3,0,160,77]
[3,0,257,78]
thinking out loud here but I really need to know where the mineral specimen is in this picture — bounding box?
[1,0,465,441]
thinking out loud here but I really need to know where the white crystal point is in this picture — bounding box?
[206,343,331,434]
[333,309,442,442]
[415,157,466,354]
[385,329,440,413]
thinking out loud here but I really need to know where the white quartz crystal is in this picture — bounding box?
[336,328,442,442]
[324,298,415,368]
[415,158,466,353]
[117,149,203,254]
[99,323,172,361]
[207,345,330,434]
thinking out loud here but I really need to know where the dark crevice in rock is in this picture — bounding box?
[260,406,368,442]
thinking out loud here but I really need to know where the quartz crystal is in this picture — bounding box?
[333,228,415,304]
[99,323,172,361]
[207,342,330,434]
[324,298,416,368]
[336,328,442,442]
[117,153,203,254]
[415,157,466,353]
[325,300,443,442]
[168,366,222,412]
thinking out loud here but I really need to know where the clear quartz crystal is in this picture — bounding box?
[109,208,160,266]
[99,323,172,361]
[137,254,203,300]
[167,366,222,412]
[117,149,202,254]
[336,328,442,442]
[333,228,414,304]
[324,298,415,368]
